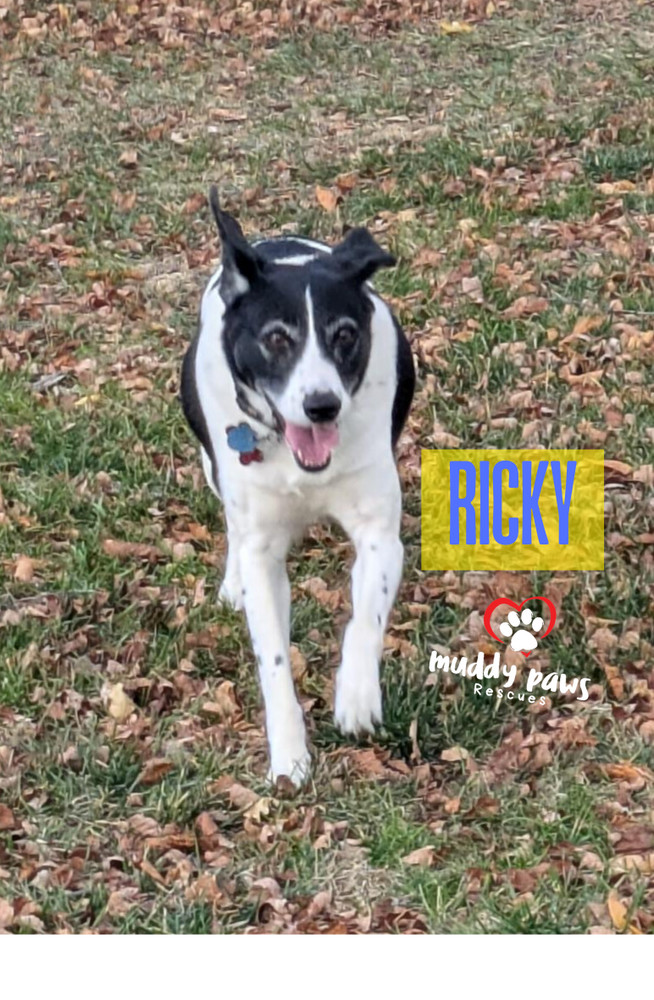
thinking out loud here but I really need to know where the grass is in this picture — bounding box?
[1,0,653,934]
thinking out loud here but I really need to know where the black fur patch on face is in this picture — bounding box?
[222,264,306,395]
[309,264,375,394]
[221,251,376,401]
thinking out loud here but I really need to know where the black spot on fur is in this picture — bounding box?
[391,315,415,447]
[274,654,283,666]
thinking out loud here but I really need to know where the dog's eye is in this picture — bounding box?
[331,322,358,349]
[262,326,294,353]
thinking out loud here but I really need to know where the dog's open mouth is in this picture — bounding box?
[284,422,339,472]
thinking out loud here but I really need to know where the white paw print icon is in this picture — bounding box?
[499,607,544,653]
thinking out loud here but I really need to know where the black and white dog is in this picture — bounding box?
[181,188,415,785]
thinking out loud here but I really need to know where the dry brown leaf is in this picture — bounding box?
[604,459,632,478]
[503,295,548,318]
[137,757,173,785]
[13,555,34,582]
[441,746,470,762]
[639,721,654,745]
[103,682,137,723]
[440,20,473,34]
[571,315,604,337]
[102,539,161,562]
[118,148,138,168]
[139,858,166,886]
[0,898,13,929]
[307,889,332,918]
[607,891,628,932]
[0,804,16,831]
[244,796,273,822]
[106,887,139,916]
[315,185,339,212]
[602,762,652,789]
[212,680,240,720]
[128,813,161,839]
[402,846,437,867]
[634,464,653,486]
[290,645,307,683]
[597,180,636,195]
[15,914,44,933]
[211,775,259,810]
[335,172,358,193]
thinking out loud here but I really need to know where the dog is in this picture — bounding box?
[181,188,415,785]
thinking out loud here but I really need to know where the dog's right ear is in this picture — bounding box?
[209,186,263,306]
[331,227,396,284]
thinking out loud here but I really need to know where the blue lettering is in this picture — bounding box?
[450,461,476,544]
[492,461,519,544]
[522,460,549,544]
[551,460,576,544]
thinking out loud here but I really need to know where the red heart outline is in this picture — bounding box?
[483,596,556,657]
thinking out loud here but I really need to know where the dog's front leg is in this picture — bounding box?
[334,513,403,735]
[239,531,310,786]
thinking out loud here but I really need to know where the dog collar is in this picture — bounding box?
[226,422,264,465]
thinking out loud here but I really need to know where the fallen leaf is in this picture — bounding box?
[244,796,272,822]
[102,539,161,562]
[212,680,240,720]
[604,459,632,479]
[602,762,652,789]
[597,180,636,195]
[306,889,332,918]
[128,814,161,839]
[571,314,604,337]
[503,295,548,318]
[639,721,654,744]
[210,775,259,810]
[402,846,437,867]
[138,858,166,886]
[440,20,474,34]
[106,887,139,916]
[315,185,339,212]
[13,555,34,582]
[0,805,16,831]
[103,682,137,723]
[118,148,138,169]
[137,758,173,785]
[0,898,13,928]
[15,914,44,933]
[290,645,307,683]
[607,891,628,932]
[441,746,470,762]
[335,172,358,193]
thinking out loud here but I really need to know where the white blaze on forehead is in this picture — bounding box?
[302,285,344,395]
[271,254,319,266]
[273,285,345,427]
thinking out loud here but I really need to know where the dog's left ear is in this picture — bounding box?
[331,227,396,284]
[209,186,263,305]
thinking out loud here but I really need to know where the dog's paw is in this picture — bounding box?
[268,741,311,788]
[217,576,244,611]
[334,665,382,735]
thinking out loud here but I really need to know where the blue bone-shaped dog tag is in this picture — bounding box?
[226,423,264,465]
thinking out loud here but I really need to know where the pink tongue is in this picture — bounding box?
[284,422,339,467]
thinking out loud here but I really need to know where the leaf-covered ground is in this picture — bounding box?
[1,0,653,934]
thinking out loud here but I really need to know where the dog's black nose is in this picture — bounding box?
[303,391,341,424]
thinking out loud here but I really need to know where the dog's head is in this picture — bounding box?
[209,187,395,473]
